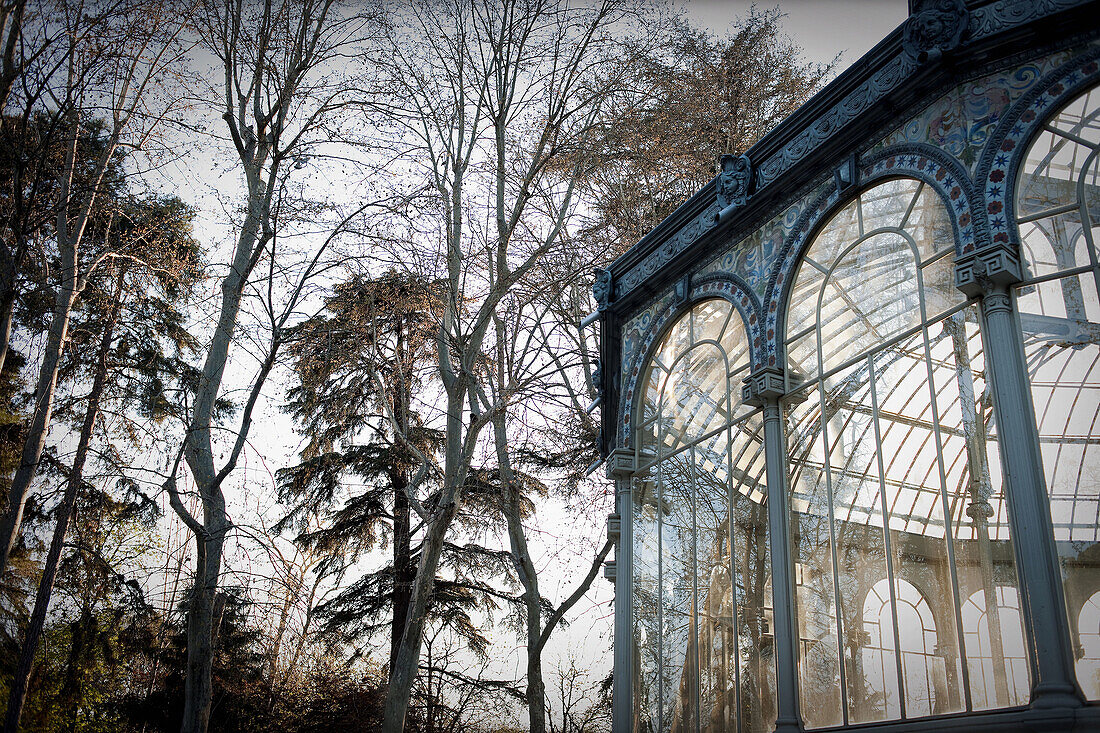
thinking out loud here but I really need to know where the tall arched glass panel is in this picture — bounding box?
[1015,82,1100,701]
[784,178,1028,728]
[633,299,775,732]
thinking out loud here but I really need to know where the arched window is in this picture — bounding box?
[784,178,1028,727]
[961,586,1029,708]
[862,578,941,718]
[632,298,775,733]
[1015,83,1100,701]
[1079,591,1100,698]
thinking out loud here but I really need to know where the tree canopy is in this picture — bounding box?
[0,2,832,732]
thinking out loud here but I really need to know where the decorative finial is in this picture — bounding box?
[902,0,968,64]
[717,154,753,210]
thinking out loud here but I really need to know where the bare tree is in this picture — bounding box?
[482,273,615,733]
[548,656,612,733]
[0,0,192,581]
[162,2,376,730]
[360,1,644,728]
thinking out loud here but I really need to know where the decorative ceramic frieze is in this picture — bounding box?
[614,201,720,300]
[976,47,1100,251]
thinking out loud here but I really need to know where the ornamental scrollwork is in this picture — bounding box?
[717,154,753,209]
[902,0,969,64]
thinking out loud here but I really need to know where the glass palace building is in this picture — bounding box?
[593,1,1100,731]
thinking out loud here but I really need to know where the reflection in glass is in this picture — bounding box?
[785,179,1027,727]
[633,300,774,732]
[1015,83,1100,702]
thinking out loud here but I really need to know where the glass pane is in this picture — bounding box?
[1079,592,1100,699]
[787,386,845,729]
[633,469,661,730]
[1016,84,1100,702]
[697,430,736,731]
[905,182,955,261]
[921,251,966,322]
[817,232,921,374]
[810,197,862,265]
[787,262,825,352]
[861,178,921,234]
[961,587,1029,708]
[821,359,897,724]
[786,178,1028,726]
[873,327,966,716]
[659,450,696,731]
[1020,210,1099,282]
[729,414,775,733]
[633,299,763,730]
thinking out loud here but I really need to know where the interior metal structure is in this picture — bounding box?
[594,2,1100,731]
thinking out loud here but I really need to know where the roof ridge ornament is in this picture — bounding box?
[902,0,969,64]
[716,154,753,211]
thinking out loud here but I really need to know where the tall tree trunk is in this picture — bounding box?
[180,528,227,733]
[383,385,468,732]
[383,495,460,732]
[492,405,548,733]
[178,163,268,733]
[0,269,77,577]
[390,320,412,674]
[3,265,123,733]
[391,471,412,671]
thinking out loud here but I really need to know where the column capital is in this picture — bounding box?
[741,367,786,406]
[605,448,636,479]
[955,242,1023,298]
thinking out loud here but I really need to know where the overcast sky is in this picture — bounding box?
[686,0,909,68]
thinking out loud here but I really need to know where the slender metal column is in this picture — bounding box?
[608,448,636,732]
[956,245,1084,710]
[743,368,804,733]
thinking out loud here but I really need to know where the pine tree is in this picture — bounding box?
[279,272,515,675]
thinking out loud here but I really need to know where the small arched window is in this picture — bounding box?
[961,587,1029,708]
[784,178,1028,727]
[632,298,775,733]
[1078,591,1100,698]
[862,578,940,718]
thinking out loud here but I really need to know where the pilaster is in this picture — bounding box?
[954,246,1084,711]
[743,368,804,733]
[607,448,636,732]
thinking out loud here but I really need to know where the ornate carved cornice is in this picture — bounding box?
[605,448,636,479]
[607,0,1094,308]
[741,367,786,406]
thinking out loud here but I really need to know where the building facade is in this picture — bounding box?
[594,1,1100,731]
